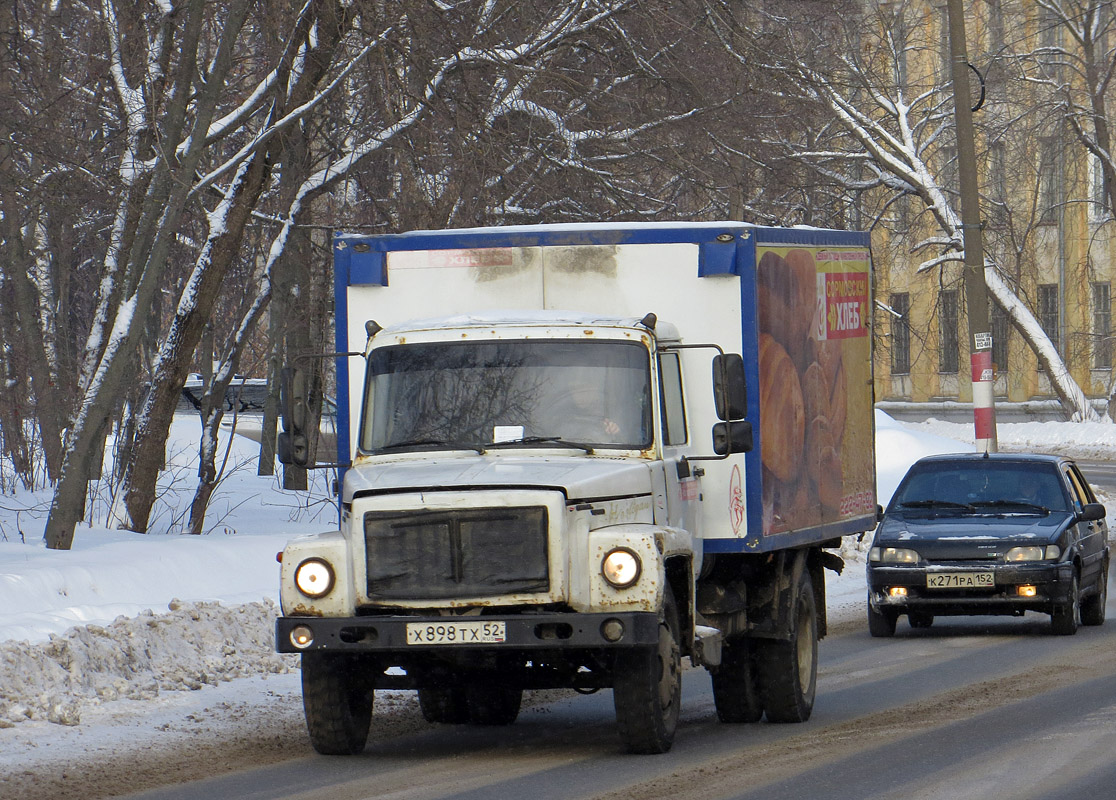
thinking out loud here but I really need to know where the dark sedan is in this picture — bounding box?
[867,453,1109,636]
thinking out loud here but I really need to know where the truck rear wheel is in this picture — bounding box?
[613,585,682,753]
[757,570,817,723]
[418,687,469,724]
[711,638,763,723]
[466,685,522,725]
[301,652,374,755]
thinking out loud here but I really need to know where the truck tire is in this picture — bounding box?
[613,585,682,754]
[711,639,763,723]
[466,685,522,725]
[867,595,898,638]
[757,570,817,723]
[1081,563,1107,626]
[1051,573,1081,635]
[418,688,469,724]
[301,652,374,755]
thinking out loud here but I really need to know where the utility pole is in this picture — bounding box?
[946,0,997,453]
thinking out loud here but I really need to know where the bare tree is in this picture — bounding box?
[702,0,1100,421]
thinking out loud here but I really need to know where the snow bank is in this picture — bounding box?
[0,599,295,728]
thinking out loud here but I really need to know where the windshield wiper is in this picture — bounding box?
[971,499,1049,513]
[898,499,975,511]
[375,439,484,453]
[484,435,593,453]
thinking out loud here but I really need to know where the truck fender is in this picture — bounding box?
[279,530,355,617]
[585,523,694,657]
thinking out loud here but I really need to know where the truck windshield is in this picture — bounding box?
[361,339,653,453]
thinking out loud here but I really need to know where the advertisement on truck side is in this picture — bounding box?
[755,245,874,536]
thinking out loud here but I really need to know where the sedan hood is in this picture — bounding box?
[875,510,1075,560]
[343,453,654,504]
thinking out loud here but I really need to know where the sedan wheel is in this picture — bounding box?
[1051,573,1081,636]
[1081,564,1108,627]
[867,594,897,637]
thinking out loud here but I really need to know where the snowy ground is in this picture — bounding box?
[1,410,1114,795]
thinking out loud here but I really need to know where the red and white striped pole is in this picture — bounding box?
[971,337,997,454]
[948,1,997,454]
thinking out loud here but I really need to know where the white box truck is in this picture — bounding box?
[275,221,877,754]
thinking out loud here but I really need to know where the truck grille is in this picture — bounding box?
[363,506,549,600]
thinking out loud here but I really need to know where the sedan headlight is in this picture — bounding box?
[294,558,335,598]
[601,548,641,588]
[870,547,920,564]
[1005,545,1061,562]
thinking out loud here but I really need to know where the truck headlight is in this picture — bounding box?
[870,547,920,564]
[602,548,641,588]
[295,558,335,598]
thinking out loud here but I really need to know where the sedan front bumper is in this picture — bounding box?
[867,561,1076,616]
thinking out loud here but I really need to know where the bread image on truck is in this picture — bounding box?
[274,222,877,755]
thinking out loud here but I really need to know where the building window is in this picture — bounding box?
[1039,137,1061,225]
[1090,155,1110,220]
[939,290,959,373]
[988,141,1008,227]
[990,302,1010,374]
[1094,282,1111,369]
[890,293,911,375]
[1038,283,1060,357]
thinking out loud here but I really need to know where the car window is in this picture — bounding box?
[1064,466,1092,510]
[892,462,1069,512]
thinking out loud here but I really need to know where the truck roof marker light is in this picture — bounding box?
[365,320,382,339]
[639,313,657,330]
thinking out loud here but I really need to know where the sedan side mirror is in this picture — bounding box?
[1079,502,1107,522]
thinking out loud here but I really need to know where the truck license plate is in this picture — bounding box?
[406,621,506,645]
[926,572,994,589]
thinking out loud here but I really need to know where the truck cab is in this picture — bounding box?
[278,311,747,754]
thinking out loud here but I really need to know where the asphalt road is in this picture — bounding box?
[119,584,1116,800]
[1075,459,1116,495]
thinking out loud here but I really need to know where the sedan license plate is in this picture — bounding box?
[926,572,994,589]
[406,620,506,645]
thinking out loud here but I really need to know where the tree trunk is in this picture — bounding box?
[121,156,270,532]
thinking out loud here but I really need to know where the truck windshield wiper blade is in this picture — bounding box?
[899,499,975,511]
[484,435,593,453]
[375,439,484,453]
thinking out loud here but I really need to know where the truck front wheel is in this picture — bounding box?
[301,652,374,755]
[757,570,817,723]
[711,638,763,723]
[612,585,682,753]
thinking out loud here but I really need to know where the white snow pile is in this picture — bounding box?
[0,599,295,728]
[0,410,1112,731]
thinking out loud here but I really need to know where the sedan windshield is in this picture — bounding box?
[891,462,1069,513]
[360,338,653,452]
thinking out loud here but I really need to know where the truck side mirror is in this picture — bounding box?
[278,367,310,467]
[712,420,753,455]
[713,353,747,420]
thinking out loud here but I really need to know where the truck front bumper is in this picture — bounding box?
[276,611,660,654]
